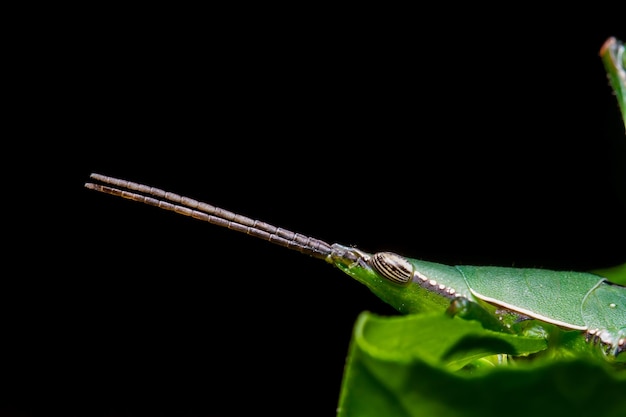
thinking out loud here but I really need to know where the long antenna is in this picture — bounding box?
[84,173,333,259]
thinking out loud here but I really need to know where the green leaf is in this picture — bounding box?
[350,312,546,371]
[337,312,626,417]
[600,37,626,130]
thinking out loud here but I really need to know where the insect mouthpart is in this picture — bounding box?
[371,252,414,285]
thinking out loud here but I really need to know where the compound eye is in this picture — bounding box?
[371,252,413,284]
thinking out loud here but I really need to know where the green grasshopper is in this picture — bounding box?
[85,173,626,362]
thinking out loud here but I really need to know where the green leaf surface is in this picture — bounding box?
[600,37,626,130]
[337,312,626,417]
[351,312,547,371]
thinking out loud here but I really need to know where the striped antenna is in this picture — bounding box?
[84,173,333,259]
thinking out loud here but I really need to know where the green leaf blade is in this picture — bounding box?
[353,312,547,370]
[600,37,626,131]
[337,312,626,417]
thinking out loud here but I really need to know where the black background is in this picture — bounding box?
[6,7,626,417]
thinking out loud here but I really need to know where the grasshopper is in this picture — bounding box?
[85,173,625,361]
[84,37,626,365]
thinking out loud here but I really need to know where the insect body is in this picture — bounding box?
[85,173,626,361]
